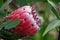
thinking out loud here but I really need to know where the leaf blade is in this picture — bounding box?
[48,0,60,19]
[0,20,20,29]
[16,0,28,6]
[0,0,12,10]
[43,19,60,36]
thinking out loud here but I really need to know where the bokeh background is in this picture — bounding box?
[0,0,60,40]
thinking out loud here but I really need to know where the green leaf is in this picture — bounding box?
[0,0,6,16]
[0,0,12,10]
[0,0,3,7]
[0,20,20,29]
[0,9,6,16]
[39,24,47,40]
[29,0,60,2]
[0,30,21,40]
[0,0,12,16]
[37,0,47,2]
[16,0,28,7]
[50,0,60,3]
[48,0,60,19]
[36,0,60,2]
[43,19,60,36]
[42,33,55,40]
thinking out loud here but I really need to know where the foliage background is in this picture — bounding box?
[0,0,60,40]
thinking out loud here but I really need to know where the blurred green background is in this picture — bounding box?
[0,0,60,40]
